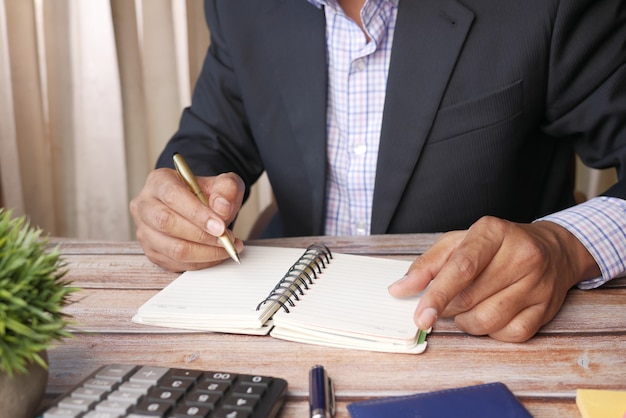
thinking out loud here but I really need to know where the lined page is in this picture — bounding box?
[271,252,419,345]
[132,246,308,331]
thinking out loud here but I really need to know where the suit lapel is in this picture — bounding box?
[371,0,474,233]
[261,1,328,234]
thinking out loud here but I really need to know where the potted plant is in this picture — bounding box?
[0,209,78,418]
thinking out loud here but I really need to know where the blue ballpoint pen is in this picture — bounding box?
[310,365,335,418]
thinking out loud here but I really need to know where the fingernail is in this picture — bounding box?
[417,307,438,330]
[214,197,231,217]
[388,274,408,289]
[206,218,224,236]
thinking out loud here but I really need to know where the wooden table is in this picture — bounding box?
[42,234,626,417]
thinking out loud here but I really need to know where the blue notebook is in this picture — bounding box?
[347,382,532,418]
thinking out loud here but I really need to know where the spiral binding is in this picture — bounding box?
[256,244,333,313]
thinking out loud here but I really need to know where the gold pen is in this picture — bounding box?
[173,152,241,264]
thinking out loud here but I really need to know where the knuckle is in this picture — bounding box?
[451,253,480,280]
[153,208,176,232]
[169,240,191,262]
[410,254,429,270]
[194,228,215,244]
[216,172,245,199]
[427,286,454,307]
[476,215,505,229]
[187,204,207,224]
[160,182,179,207]
[517,239,547,266]
[472,306,504,332]
[128,197,139,217]
[453,289,476,311]
[501,320,535,342]
[475,216,509,239]
[134,226,147,243]
[222,173,241,189]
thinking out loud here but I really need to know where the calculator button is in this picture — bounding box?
[43,406,83,417]
[71,387,107,401]
[159,376,195,392]
[84,378,118,392]
[196,381,230,394]
[169,368,204,381]
[184,390,222,407]
[83,411,122,418]
[238,375,272,387]
[213,409,250,418]
[130,366,169,384]
[133,398,173,416]
[58,396,94,411]
[171,404,212,417]
[147,387,185,404]
[221,394,258,411]
[232,384,264,398]
[94,399,133,414]
[203,372,237,385]
[95,364,137,382]
[107,389,142,404]
[119,380,152,394]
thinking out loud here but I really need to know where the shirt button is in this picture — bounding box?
[353,144,367,155]
[355,221,367,235]
[352,59,366,72]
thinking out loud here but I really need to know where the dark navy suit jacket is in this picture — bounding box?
[158,0,626,238]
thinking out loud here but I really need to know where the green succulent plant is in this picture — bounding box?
[0,209,79,377]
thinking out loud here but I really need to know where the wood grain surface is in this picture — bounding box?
[42,235,626,417]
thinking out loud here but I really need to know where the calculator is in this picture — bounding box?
[40,364,288,418]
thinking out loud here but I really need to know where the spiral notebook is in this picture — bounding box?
[132,245,429,354]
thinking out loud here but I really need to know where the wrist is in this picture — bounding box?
[534,220,601,286]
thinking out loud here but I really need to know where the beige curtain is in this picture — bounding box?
[0,0,271,240]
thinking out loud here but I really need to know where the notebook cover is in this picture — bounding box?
[347,382,532,418]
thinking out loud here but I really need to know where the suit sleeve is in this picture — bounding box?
[542,0,626,198]
[155,0,264,192]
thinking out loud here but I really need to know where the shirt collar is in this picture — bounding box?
[307,0,399,10]
[307,0,325,8]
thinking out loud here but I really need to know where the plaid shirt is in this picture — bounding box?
[306,0,625,287]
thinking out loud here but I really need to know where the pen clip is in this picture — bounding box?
[327,375,335,417]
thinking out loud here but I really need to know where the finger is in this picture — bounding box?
[140,168,216,236]
[458,297,551,343]
[136,188,217,246]
[155,169,242,241]
[487,304,547,342]
[205,173,245,224]
[414,217,506,330]
[486,283,569,342]
[451,277,533,336]
[442,248,521,318]
[140,225,244,272]
[388,232,465,297]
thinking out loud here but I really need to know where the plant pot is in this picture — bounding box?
[0,350,49,418]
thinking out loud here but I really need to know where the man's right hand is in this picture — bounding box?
[129,168,245,272]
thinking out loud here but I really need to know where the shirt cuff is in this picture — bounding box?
[535,196,626,289]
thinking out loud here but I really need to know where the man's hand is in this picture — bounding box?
[129,168,245,272]
[388,216,601,342]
